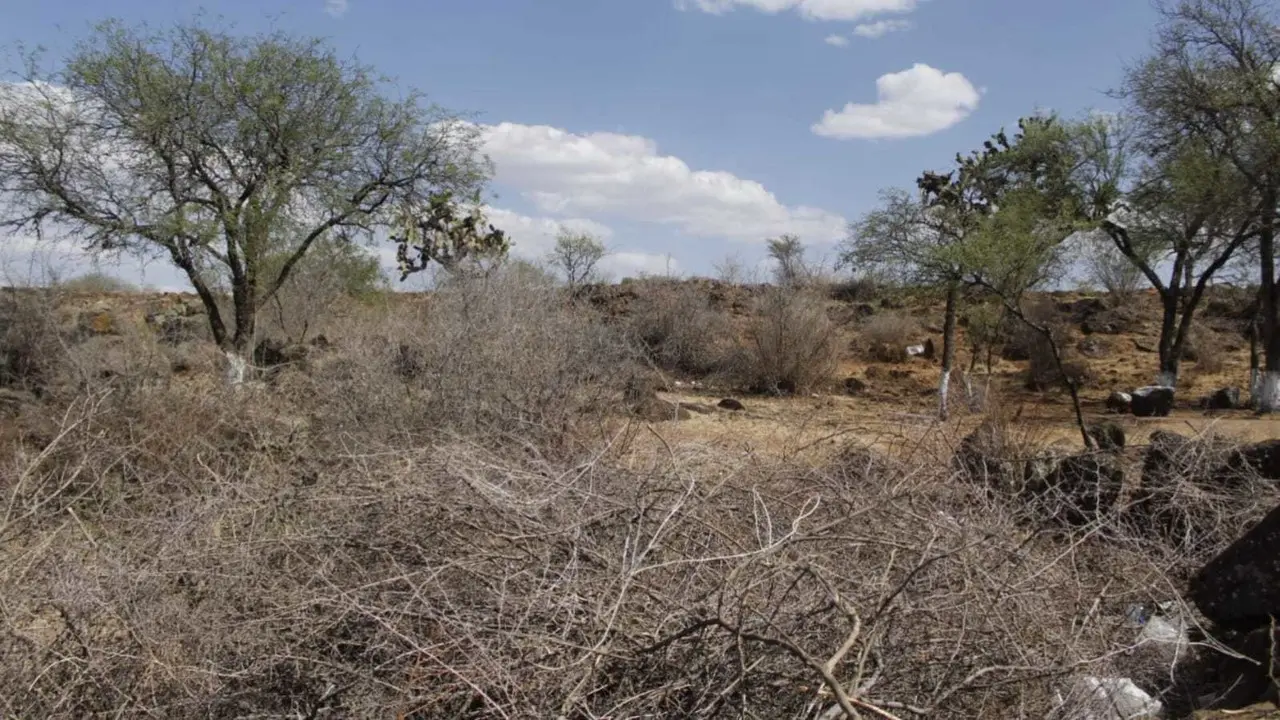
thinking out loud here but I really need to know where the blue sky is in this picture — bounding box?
[0,0,1159,289]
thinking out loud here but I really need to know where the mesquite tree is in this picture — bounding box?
[0,19,491,369]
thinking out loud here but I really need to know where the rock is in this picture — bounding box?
[955,422,1020,495]
[1105,391,1133,414]
[632,397,691,422]
[1024,453,1124,526]
[681,402,717,414]
[1130,386,1174,417]
[1207,625,1280,710]
[852,303,875,319]
[1077,336,1111,358]
[1087,422,1126,451]
[842,377,867,395]
[717,398,745,411]
[1224,439,1280,480]
[1202,386,1242,411]
[1083,306,1141,335]
[146,312,205,345]
[922,337,936,360]
[1132,338,1157,353]
[1057,297,1109,323]
[1190,502,1280,632]
[254,339,309,369]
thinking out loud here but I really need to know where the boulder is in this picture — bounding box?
[717,397,745,411]
[842,377,867,395]
[1224,439,1280,481]
[1024,453,1124,526]
[1190,502,1280,632]
[921,337,936,360]
[1105,391,1132,414]
[1202,386,1242,411]
[1077,336,1111,358]
[1130,386,1174,417]
[1082,306,1141,335]
[955,422,1020,495]
[1087,422,1126,451]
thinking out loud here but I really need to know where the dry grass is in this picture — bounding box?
[3,277,1280,718]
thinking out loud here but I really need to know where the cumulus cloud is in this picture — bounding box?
[825,34,850,46]
[476,122,847,243]
[675,0,917,22]
[324,0,349,18]
[811,63,980,140]
[853,18,911,37]
[482,207,613,259]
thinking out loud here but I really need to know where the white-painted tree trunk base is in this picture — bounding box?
[1155,370,1177,388]
[938,370,951,420]
[224,351,248,387]
[1260,371,1280,413]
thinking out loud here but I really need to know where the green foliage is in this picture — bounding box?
[766,234,806,286]
[546,228,608,288]
[57,272,138,294]
[393,191,510,280]
[0,17,489,351]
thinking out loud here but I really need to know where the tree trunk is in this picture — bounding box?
[1260,192,1280,412]
[1156,291,1180,387]
[938,284,959,421]
[1251,313,1262,409]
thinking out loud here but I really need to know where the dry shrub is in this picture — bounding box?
[0,288,63,394]
[301,271,637,450]
[0,399,1198,718]
[627,283,733,376]
[729,286,840,394]
[859,311,920,363]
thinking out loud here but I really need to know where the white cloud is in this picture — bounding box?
[811,63,980,140]
[482,207,613,259]
[852,18,911,37]
[675,0,917,22]
[476,122,847,243]
[825,34,850,46]
[324,0,349,18]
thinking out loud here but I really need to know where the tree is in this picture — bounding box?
[766,234,807,286]
[1070,112,1260,388]
[0,18,491,370]
[1120,0,1280,408]
[840,119,1055,420]
[545,228,608,290]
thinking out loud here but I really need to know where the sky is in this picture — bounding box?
[0,0,1161,291]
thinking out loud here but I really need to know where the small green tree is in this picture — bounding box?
[0,18,490,373]
[766,234,807,287]
[545,228,608,290]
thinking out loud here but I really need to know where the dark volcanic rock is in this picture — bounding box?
[717,397,746,411]
[1203,386,1242,411]
[1105,391,1132,414]
[1190,502,1280,632]
[1023,453,1124,526]
[1130,385,1174,417]
[1087,422,1126,451]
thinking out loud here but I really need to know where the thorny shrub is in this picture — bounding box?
[627,282,735,376]
[729,286,841,394]
[3,278,1278,719]
[859,311,921,363]
[1,384,1236,718]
